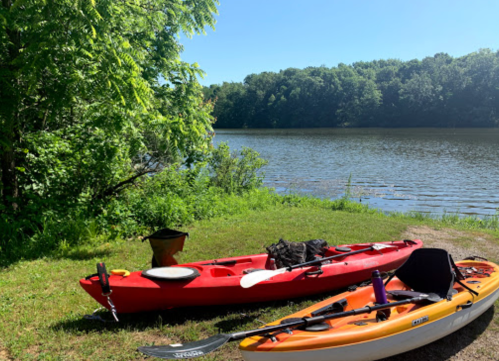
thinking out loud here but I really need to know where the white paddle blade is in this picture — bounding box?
[240,268,287,288]
[372,243,398,250]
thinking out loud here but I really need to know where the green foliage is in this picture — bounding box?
[0,208,118,264]
[208,142,268,194]
[400,210,499,231]
[104,144,270,234]
[0,144,271,263]
[205,49,499,128]
[0,0,219,240]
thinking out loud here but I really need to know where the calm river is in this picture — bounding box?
[214,128,499,217]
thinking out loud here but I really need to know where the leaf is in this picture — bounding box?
[118,52,139,72]
[112,49,122,67]
[90,24,97,39]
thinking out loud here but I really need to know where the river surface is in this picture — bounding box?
[214,128,499,217]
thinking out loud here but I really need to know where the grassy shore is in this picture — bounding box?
[1,203,498,361]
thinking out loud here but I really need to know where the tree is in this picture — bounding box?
[0,0,219,219]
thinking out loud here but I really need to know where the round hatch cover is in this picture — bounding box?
[335,246,352,252]
[142,267,200,281]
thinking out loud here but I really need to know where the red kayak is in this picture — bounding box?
[80,239,422,313]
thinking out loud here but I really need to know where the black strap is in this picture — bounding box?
[403,240,418,245]
[463,255,488,261]
[85,272,110,280]
[455,278,479,297]
[97,262,111,295]
[85,273,99,280]
[384,273,396,287]
[449,255,465,281]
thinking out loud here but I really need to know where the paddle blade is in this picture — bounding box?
[372,243,398,250]
[240,268,287,288]
[425,293,443,303]
[138,334,231,359]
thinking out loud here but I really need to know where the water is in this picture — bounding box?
[213,128,499,217]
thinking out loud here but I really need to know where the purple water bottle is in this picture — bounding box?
[372,270,388,304]
[372,270,391,319]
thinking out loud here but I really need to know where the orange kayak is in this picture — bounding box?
[239,256,499,361]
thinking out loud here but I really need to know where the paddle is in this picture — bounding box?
[138,292,440,359]
[240,243,397,288]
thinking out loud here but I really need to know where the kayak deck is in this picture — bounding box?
[239,260,499,357]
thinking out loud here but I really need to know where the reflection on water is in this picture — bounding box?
[214,128,499,216]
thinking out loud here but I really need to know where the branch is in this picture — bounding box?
[93,160,159,200]
[95,169,154,200]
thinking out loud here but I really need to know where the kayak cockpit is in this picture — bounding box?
[183,253,271,278]
[183,240,422,279]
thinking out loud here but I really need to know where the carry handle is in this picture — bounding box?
[457,301,473,311]
[305,268,323,276]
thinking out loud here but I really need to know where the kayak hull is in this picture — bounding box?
[239,260,499,361]
[79,240,422,313]
[241,287,499,361]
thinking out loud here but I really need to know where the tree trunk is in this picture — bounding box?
[0,126,19,211]
[1,0,20,212]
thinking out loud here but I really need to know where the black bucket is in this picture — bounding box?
[143,228,189,268]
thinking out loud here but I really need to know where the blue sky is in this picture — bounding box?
[180,0,499,86]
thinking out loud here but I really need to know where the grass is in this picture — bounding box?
[1,203,498,360]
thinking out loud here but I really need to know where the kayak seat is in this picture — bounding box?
[388,248,459,301]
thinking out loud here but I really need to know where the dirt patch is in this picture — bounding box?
[382,225,499,361]
[0,347,12,361]
[131,331,174,346]
[403,225,499,262]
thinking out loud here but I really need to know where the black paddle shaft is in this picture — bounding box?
[138,294,435,359]
[287,246,376,271]
[230,295,430,340]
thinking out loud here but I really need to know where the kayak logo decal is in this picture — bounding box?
[411,315,429,327]
[100,273,107,286]
[173,351,204,358]
[362,260,379,269]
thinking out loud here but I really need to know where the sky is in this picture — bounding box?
[180,0,499,86]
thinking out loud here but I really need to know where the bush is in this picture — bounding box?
[208,142,268,194]
[105,144,270,234]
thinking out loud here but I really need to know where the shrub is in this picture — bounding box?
[208,142,268,194]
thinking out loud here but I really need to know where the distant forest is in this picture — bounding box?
[203,49,499,128]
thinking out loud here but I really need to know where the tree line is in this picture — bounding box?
[203,49,499,128]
